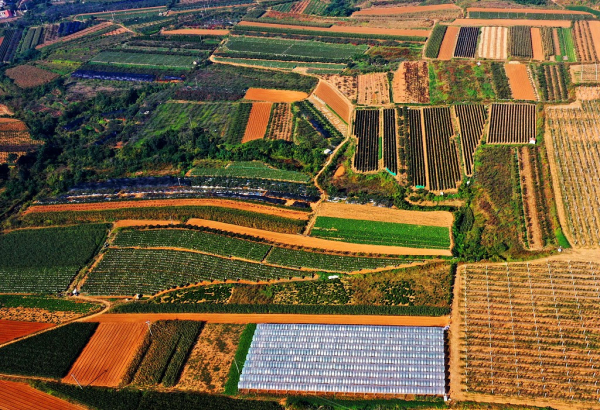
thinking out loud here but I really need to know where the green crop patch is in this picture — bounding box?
[91,51,201,68]
[190,161,309,182]
[0,322,98,378]
[0,224,108,292]
[0,294,100,313]
[311,217,451,249]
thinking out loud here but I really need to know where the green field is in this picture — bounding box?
[223,36,367,60]
[213,56,345,72]
[311,217,451,249]
[557,27,577,62]
[0,294,100,314]
[91,51,200,68]
[0,224,107,292]
[190,161,310,182]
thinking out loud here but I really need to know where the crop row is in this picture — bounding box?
[491,62,512,99]
[487,104,536,144]
[454,27,479,59]
[424,24,447,59]
[469,10,593,20]
[573,20,597,63]
[455,104,487,176]
[537,64,569,101]
[0,30,23,63]
[406,108,426,188]
[382,108,398,175]
[190,161,309,183]
[540,27,554,60]
[423,107,461,191]
[19,27,44,53]
[353,109,380,172]
[509,26,533,59]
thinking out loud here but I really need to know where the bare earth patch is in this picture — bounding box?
[244,88,308,103]
[5,65,59,88]
[438,26,459,60]
[505,63,537,100]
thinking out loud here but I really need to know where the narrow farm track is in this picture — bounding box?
[85,313,450,327]
[24,198,310,220]
[63,323,147,387]
[0,379,84,410]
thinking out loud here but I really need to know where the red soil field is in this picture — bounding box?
[24,198,311,220]
[588,21,600,58]
[438,26,459,60]
[531,27,544,60]
[162,28,230,35]
[242,102,272,143]
[353,3,459,16]
[0,319,54,344]
[88,313,451,327]
[63,323,147,387]
[244,88,308,102]
[236,21,430,38]
[505,63,537,100]
[0,379,84,410]
[313,80,352,123]
[449,19,571,28]
[468,6,592,15]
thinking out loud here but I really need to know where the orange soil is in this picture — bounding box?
[357,72,390,105]
[468,6,592,14]
[87,313,450,327]
[505,63,537,100]
[24,198,310,220]
[244,88,308,103]
[317,202,453,227]
[531,27,544,61]
[236,21,430,38]
[588,21,600,59]
[0,118,27,130]
[353,3,459,16]
[186,218,453,255]
[448,19,571,27]
[242,102,272,143]
[313,80,352,123]
[0,379,84,410]
[438,25,459,60]
[333,165,345,178]
[63,323,147,387]
[37,22,113,49]
[265,103,293,141]
[320,75,357,101]
[162,28,230,35]
[0,319,54,344]
[0,104,13,116]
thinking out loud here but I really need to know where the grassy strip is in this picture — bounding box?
[557,27,576,62]
[224,323,257,395]
[111,302,451,316]
[286,396,445,409]
[0,323,98,378]
[566,5,600,18]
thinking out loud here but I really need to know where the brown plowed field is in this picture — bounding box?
[313,80,352,123]
[449,19,571,27]
[244,88,308,103]
[438,26,459,60]
[185,218,453,256]
[573,20,597,63]
[24,198,310,220]
[236,21,430,37]
[242,102,272,143]
[478,26,508,59]
[353,3,459,16]
[588,21,600,59]
[0,380,84,410]
[392,61,429,104]
[162,28,230,35]
[317,202,453,227]
[63,322,147,387]
[357,72,390,105]
[467,7,592,15]
[86,313,450,327]
[531,27,544,61]
[37,22,113,48]
[505,63,537,100]
[319,75,357,101]
[0,319,54,344]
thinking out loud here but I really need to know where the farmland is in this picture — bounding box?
[190,161,309,182]
[537,63,569,101]
[313,80,352,123]
[382,108,398,175]
[478,26,508,60]
[212,56,346,73]
[392,61,429,104]
[573,20,597,63]
[456,259,600,406]
[557,27,577,62]
[5,65,59,88]
[406,108,426,188]
[425,24,447,59]
[429,61,496,104]
[423,107,461,192]
[0,294,100,323]
[0,320,54,344]
[310,216,451,249]
[265,103,292,141]
[0,380,84,410]
[509,26,533,59]
[455,104,487,176]
[319,75,357,102]
[454,27,479,58]
[504,63,537,101]
[546,102,600,247]
[438,26,459,61]
[530,27,543,61]
[63,323,147,387]
[242,102,272,143]
[357,73,390,105]
[487,104,536,144]
[467,7,593,20]
[353,109,380,173]
[91,51,200,68]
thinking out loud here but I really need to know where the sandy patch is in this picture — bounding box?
[438,26,459,60]
[244,88,308,103]
[531,27,544,61]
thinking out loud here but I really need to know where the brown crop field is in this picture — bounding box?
[357,73,390,105]
[320,75,357,102]
[24,198,311,220]
[313,80,352,123]
[531,27,544,61]
[63,322,147,387]
[242,102,272,143]
[392,61,429,104]
[307,94,348,134]
[438,25,459,60]
[546,102,600,247]
[236,21,430,38]
[487,103,536,144]
[453,258,600,408]
[478,26,508,59]
[266,103,292,141]
[244,88,308,103]
[576,86,600,100]
[517,147,543,250]
[571,64,600,84]
[588,21,600,59]
[573,20,597,63]
[5,65,59,88]
[0,379,84,410]
[37,22,113,48]
[0,118,41,164]
[450,19,572,28]
[352,3,460,16]
[178,323,245,392]
[542,64,569,101]
[505,63,537,100]
[0,319,54,344]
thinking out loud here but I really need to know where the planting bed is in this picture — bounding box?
[0,380,83,410]
[313,80,351,123]
[454,27,479,58]
[509,26,533,59]
[353,109,380,172]
[457,259,600,405]
[0,319,54,345]
[357,73,390,105]
[438,25,459,60]
[244,88,307,103]
[242,102,272,143]
[504,63,537,101]
[382,108,398,175]
[320,75,357,101]
[538,64,569,101]
[422,107,461,192]
[530,27,544,61]
[406,108,426,188]
[455,104,487,176]
[266,103,293,141]
[392,61,429,104]
[573,20,597,63]
[478,26,507,60]
[487,104,536,144]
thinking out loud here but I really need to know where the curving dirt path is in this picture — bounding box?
[186,218,452,256]
[24,199,310,220]
[85,313,450,327]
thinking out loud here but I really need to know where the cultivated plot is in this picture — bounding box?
[392,61,429,104]
[478,26,508,60]
[504,63,537,101]
[357,73,390,105]
[487,104,536,144]
[455,104,487,176]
